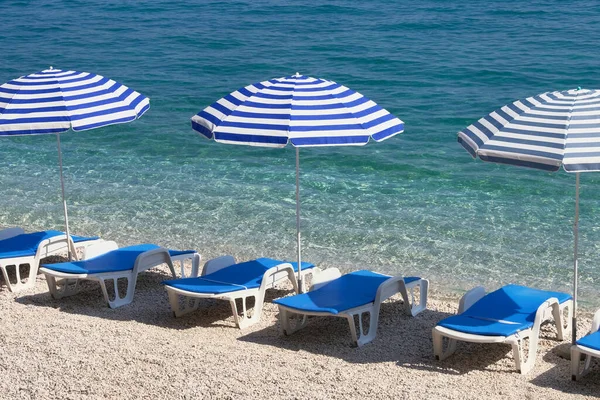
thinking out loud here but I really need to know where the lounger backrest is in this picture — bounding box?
[273,270,392,315]
[42,244,162,275]
[0,231,59,258]
[592,309,600,333]
[310,267,341,291]
[203,255,236,276]
[463,284,566,324]
[0,230,99,259]
[204,259,270,287]
[201,258,308,288]
[458,286,486,313]
[82,241,118,260]
[310,270,390,304]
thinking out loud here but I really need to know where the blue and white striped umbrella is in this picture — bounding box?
[0,68,149,258]
[192,73,403,147]
[458,88,600,343]
[192,73,404,289]
[458,88,600,172]
[0,68,149,135]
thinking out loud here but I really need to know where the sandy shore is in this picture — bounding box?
[0,262,598,400]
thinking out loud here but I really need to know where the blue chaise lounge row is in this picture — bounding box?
[2,227,596,380]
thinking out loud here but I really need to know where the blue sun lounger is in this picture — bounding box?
[433,284,573,374]
[273,269,429,346]
[40,242,199,308]
[571,308,600,380]
[163,256,317,329]
[0,227,102,292]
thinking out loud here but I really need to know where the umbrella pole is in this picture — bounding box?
[56,132,72,261]
[295,147,303,293]
[572,172,580,344]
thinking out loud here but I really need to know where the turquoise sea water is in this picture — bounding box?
[1,1,600,307]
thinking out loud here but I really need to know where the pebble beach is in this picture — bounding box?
[2,1,600,398]
[1,263,598,399]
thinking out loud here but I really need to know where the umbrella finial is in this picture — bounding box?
[294,72,301,77]
[577,86,582,91]
[49,66,53,70]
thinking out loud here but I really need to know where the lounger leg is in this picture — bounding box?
[571,346,593,381]
[351,310,380,347]
[279,308,291,335]
[46,276,80,299]
[228,295,257,328]
[279,308,309,336]
[229,298,242,327]
[511,341,524,373]
[167,291,201,317]
[25,262,37,290]
[346,315,360,345]
[584,355,593,373]
[98,272,137,308]
[555,301,573,341]
[230,291,266,330]
[0,262,37,292]
[432,329,457,361]
[404,279,429,316]
[0,264,11,290]
[511,332,538,374]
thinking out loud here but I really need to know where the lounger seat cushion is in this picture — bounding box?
[438,284,572,337]
[41,244,195,274]
[577,331,600,351]
[163,257,314,294]
[0,230,99,259]
[273,270,421,315]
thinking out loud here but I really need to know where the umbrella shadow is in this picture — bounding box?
[528,346,600,396]
[15,269,296,331]
[238,300,518,374]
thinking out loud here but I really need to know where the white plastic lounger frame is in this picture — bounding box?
[278,269,429,347]
[0,228,103,293]
[432,286,573,375]
[40,241,201,308]
[166,255,318,329]
[571,308,600,380]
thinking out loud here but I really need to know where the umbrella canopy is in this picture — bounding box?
[192,73,404,290]
[0,67,149,258]
[458,87,600,343]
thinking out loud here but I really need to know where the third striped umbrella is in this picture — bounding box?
[458,87,600,343]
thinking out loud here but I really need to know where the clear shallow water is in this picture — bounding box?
[1,1,600,307]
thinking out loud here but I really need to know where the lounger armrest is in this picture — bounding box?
[458,286,486,314]
[0,227,25,241]
[202,255,236,276]
[591,308,600,333]
[81,240,119,260]
[310,267,341,291]
[36,234,79,261]
[533,297,559,331]
[375,275,407,306]
[133,247,176,277]
[260,262,298,293]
